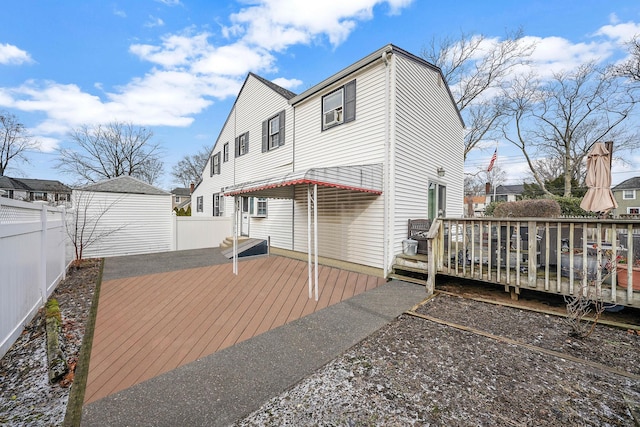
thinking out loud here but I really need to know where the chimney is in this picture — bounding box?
[189,182,194,194]
[485,182,491,195]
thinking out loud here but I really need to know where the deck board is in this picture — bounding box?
[84,256,387,404]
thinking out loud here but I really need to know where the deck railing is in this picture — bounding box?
[428,217,640,307]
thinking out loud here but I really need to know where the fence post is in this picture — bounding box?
[40,203,48,303]
[61,206,66,280]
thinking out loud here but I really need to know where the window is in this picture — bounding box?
[235,132,249,157]
[196,196,203,213]
[628,207,640,214]
[31,192,47,201]
[210,152,221,176]
[256,198,267,217]
[262,111,285,152]
[213,193,224,216]
[322,80,356,130]
[623,189,636,200]
[175,196,181,203]
[223,143,229,162]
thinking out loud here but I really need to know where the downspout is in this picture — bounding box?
[382,49,392,278]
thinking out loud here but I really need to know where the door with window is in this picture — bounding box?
[428,182,446,220]
[241,197,250,236]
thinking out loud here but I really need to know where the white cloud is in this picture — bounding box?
[130,32,212,68]
[225,0,415,50]
[524,36,615,77]
[272,77,303,90]
[0,43,33,65]
[595,20,640,44]
[113,8,127,18]
[145,16,165,28]
[155,0,182,5]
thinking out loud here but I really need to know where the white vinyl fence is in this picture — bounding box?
[172,215,231,251]
[0,198,69,359]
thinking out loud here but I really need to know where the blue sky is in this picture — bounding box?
[2,0,640,190]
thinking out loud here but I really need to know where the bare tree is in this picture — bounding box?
[614,36,640,81]
[0,111,37,175]
[171,145,212,187]
[422,29,535,159]
[502,64,638,196]
[57,121,163,185]
[67,191,126,263]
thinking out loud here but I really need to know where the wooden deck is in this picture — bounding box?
[84,255,386,404]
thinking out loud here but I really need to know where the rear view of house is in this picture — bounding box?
[192,44,464,277]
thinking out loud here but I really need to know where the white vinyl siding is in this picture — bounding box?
[294,65,387,171]
[245,198,293,249]
[293,186,384,269]
[72,190,173,258]
[392,53,464,255]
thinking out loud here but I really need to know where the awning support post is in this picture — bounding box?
[307,184,319,301]
[233,196,239,275]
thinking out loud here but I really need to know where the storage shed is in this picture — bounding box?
[71,176,172,258]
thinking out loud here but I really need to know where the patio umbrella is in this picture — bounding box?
[580,142,618,214]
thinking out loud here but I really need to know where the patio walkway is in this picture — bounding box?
[84,250,387,404]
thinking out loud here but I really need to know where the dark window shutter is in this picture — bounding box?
[344,80,356,123]
[262,120,268,152]
[279,110,285,146]
[210,155,214,176]
[235,136,239,157]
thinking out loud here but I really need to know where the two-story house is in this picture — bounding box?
[612,177,640,216]
[192,44,464,277]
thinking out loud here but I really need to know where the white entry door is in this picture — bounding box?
[241,197,250,236]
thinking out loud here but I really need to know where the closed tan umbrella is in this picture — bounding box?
[580,142,618,214]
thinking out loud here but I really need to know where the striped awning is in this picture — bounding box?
[223,163,383,199]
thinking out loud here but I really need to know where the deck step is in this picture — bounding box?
[392,263,427,275]
[220,238,268,259]
[388,273,428,286]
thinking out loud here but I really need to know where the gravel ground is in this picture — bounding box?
[0,260,99,426]
[1,261,639,426]
[235,293,640,426]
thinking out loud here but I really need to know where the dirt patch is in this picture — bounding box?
[0,259,100,426]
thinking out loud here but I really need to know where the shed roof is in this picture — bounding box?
[78,176,169,195]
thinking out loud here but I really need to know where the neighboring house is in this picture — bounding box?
[464,195,487,217]
[71,176,172,258]
[192,44,464,277]
[171,187,192,211]
[0,176,72,205]
[612,177,640,216]
[486,184,524,204]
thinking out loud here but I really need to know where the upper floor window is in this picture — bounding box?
[210,152,221,176]
[623,189,636,200]
[262,111,285,152]
[175,196,181,203]
[235,132,249,157]
[322,80,356,130]
[223,143,229,162]
[196,196,203,213]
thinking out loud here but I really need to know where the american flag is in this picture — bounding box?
[487,149,497,172]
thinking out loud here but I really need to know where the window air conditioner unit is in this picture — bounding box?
[324,109,342,127]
